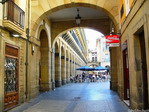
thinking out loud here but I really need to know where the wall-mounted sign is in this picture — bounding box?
[106,35,120,47]
[122,41,127,50]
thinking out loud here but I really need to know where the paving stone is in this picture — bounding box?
[9,82,129,112]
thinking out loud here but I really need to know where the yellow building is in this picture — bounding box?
[0,0,29,111]
[0,1,87,111]
[0,0,149,111]
[119,0,149,109]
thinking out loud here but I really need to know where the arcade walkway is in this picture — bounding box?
[9,82,129,112]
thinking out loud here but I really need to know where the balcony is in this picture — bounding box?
[87,61,100,67]
[88,60,98,63]
[3,0,25,35]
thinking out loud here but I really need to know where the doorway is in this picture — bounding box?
[139,31,148,109]
[4,44,19,110]
[134,30,148,109]
[123,48,130,101]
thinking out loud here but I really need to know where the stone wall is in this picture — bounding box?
[120,0,149,109]
[0,30,26,111]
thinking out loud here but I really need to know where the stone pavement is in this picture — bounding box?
[9,82,130,112]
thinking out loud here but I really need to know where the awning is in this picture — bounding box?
[76,66,95,71]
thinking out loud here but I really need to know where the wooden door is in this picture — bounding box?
[123,49,130,100]
[4,44,19,110]
[139,32,148,109]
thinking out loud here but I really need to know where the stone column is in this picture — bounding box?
[51,50,55,90]
[117,47,123,99]
[110,47,119,91]
[66,58,70,83]
[73,60,76,76]
[70,60,71,77]
[61,56,66,85]
[65,57,68,83]
[76,63,79,76]
[55,53,62,87]
[0,37,4,112]
[71,60,74,77]
[40,48,50,91]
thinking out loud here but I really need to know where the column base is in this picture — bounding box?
[55,80,62,87]
[62,80,66,85]
[39,83,50,91]
[51,81,55,90]
[110,81,118,91]
[66,78,70,83]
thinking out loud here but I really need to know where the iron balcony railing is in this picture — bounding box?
[3,0,25,29]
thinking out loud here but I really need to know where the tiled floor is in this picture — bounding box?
[9,81,130,112]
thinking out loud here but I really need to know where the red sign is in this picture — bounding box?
[106,35,119,43]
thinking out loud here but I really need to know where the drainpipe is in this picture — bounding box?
[25,29,29,99]
[51,48,55,90]
[25,0,30,99]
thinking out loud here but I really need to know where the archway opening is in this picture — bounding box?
[84,28,111,84]
[52,27,112,85]
[35,3,119,92]
[39,30,50,91]
[42,3,119,95]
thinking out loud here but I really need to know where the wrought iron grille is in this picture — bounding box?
[5,57,18,93]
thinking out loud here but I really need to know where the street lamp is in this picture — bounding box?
[110,27,114,35]
[75,9,81,27]
[0,0,9,4]
[10,32,20,37]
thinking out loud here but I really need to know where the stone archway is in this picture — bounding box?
[39,30,50,91]
[31,1,119,38]
[52,27,120,91]
[32,0,121,92]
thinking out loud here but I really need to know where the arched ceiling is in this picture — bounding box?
[48,7,109,21]
[31,1,119,38]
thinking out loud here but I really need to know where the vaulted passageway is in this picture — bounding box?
[29,1,121,110]
[30,1,121,104]
[1,0,149,111]
[0,0,121,111]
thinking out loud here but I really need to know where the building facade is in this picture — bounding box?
[0,0,29,111]
[87,49,99,67]
[119,0,149,109]
[0,1,87,111]
[96,37,110,67]
[0,0,125,111]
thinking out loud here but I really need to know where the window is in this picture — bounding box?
[92,57,94,61]
[95,57,97,61]
[92,53,94,56]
